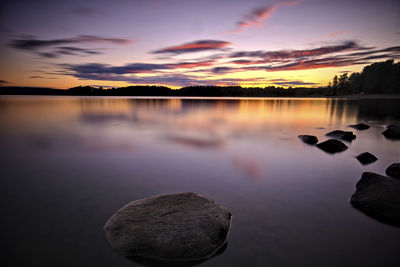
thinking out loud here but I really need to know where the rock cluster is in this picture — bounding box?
[299,123,400,228]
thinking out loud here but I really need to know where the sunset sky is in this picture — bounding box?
[0,0,399,89]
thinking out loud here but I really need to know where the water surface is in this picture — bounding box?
[1,96,400,267]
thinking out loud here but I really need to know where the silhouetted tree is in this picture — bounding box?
[348,72,362,94]
[1,61,398,97]
[332,75,339,95]
[329,60,399,95]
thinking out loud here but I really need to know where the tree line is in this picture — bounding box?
[328,60,400,95]
[1,60,399,96]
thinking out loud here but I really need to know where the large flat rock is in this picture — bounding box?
[104,192,232,261]
[350,172,400,227]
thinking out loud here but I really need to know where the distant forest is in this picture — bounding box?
[1,60,399,97]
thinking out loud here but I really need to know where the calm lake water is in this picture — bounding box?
[1,96,400,267]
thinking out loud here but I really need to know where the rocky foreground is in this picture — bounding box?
[350,172,400,227]
[300,123,400,228]
[104,192,231,262]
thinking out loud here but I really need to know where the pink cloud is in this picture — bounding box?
[152,40,232,54]
[165,60,215,69]
[230,0,300,33]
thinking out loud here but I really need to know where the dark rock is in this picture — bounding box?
[350,172,400,227]
[382,124,400,140]
[348,123,370,130]
[104,192,231,261]
[386,163,400,179]
[356,152,378,165]
[326,130,356,142]
[298,135,318,145]
[316,139,348,154]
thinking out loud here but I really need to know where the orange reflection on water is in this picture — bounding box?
[0,97,359,140]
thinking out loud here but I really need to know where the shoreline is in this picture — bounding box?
[1,93,400,99]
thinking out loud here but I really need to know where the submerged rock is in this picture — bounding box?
[326,130,356,142]
[386,163,400,179]
[298,135,318,145]
[356,152,378,165]
[348,123,370,130]
[104,192,231,261]
[350,172,400,227]
[316,139,348,154]
[382,124,400,140]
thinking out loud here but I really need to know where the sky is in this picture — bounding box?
[0,0,399,89]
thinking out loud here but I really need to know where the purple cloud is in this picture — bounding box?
[152,40,232,55]
[9,35,132,58]
[60,41,400,87]
[229,41,365,61]
[268,79,319,86]
[10,35,131,50]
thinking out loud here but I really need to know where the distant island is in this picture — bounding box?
[1,60,399,97]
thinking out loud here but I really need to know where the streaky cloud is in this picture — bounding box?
[10,35,132,50]
[229,41,365,60]
[36,47,102,58]
[28,76,57,80]
[61,42,400,86]
[230,0,300,33]
[212,67,235,74]
[56,46,101,55]
[152,40,231,55]
[65,63,266,87]
[66,60,214,76]
[9,35,132,58]
[268,78,319,86]
[264,58,366,72]
[165,60,215,69]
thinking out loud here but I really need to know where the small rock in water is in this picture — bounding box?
[104,192,231,261]
[356,152,378,165]
[298,135,318,145]
[350,172,400,227]
[386,163,400,179]
[316,139,348,154]
[382,124,400,140]
[326,130,356,142]
[348,123,370,130]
